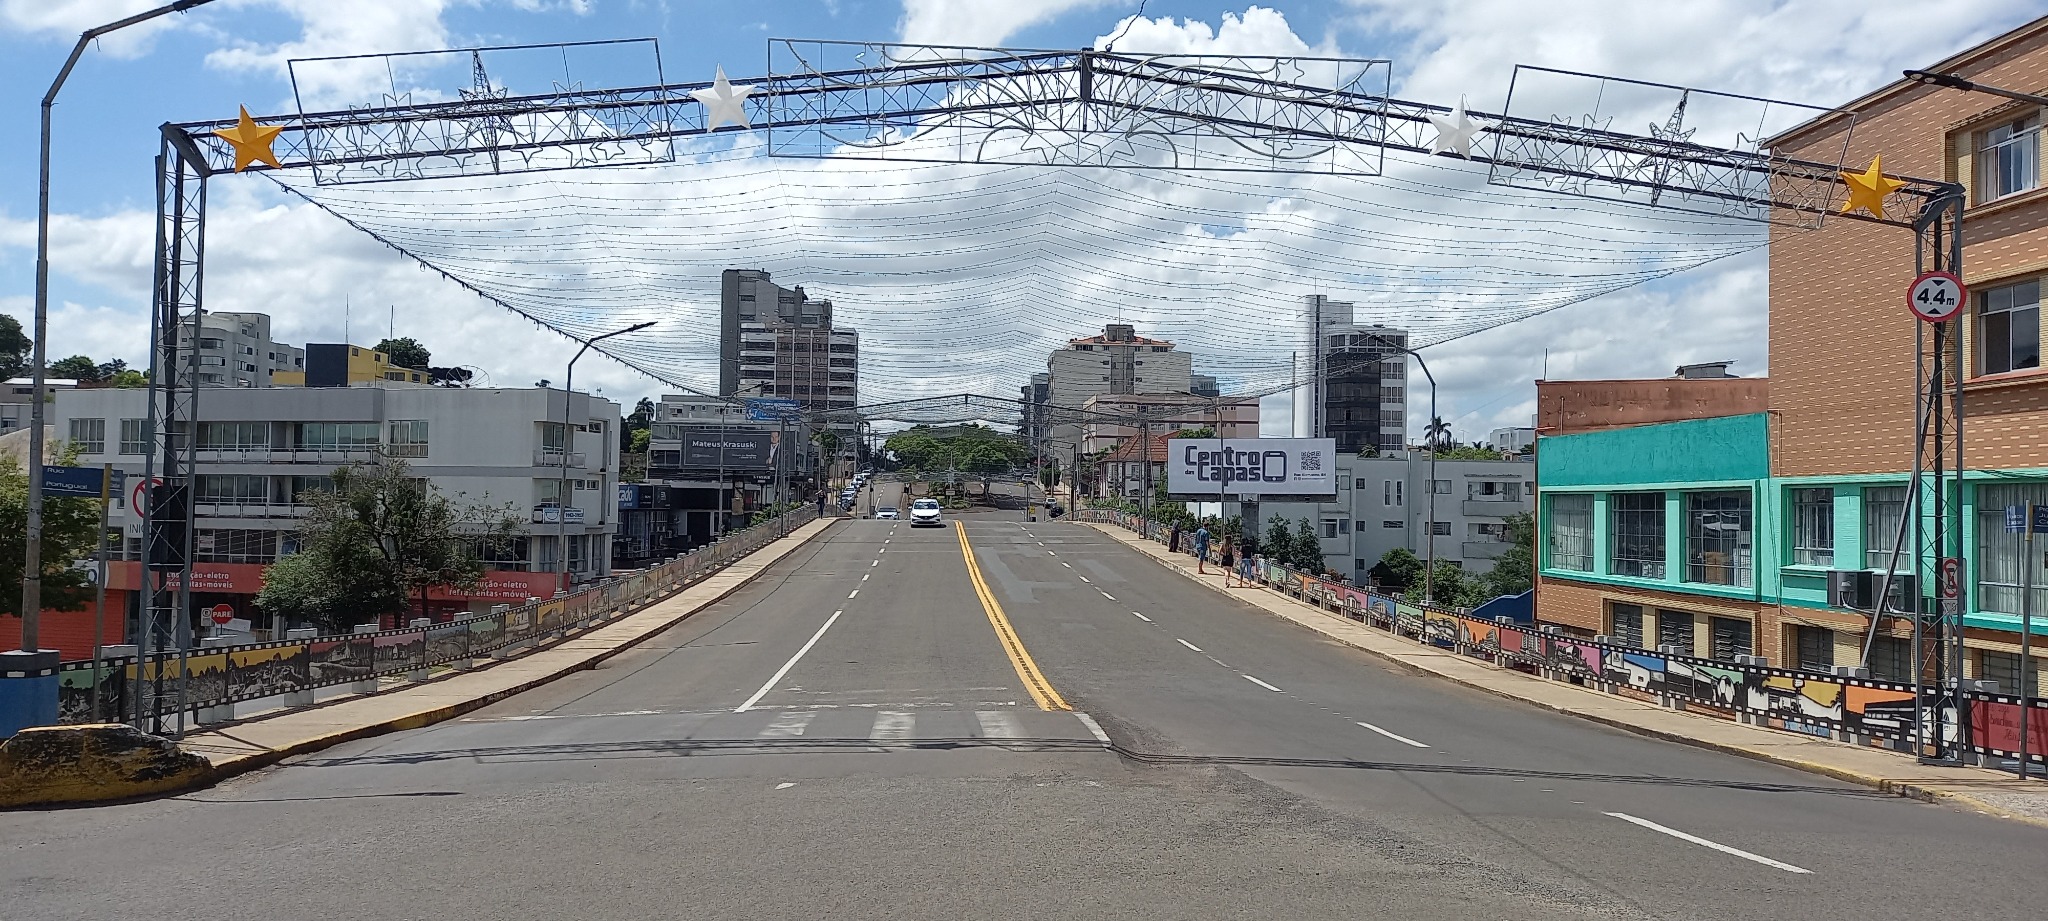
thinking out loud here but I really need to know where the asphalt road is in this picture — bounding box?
[4,512,2044,920]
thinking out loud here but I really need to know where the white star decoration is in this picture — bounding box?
[691,65,756,130]
[1427,100,1489,158]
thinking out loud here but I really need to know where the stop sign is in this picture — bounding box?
[209,604,235,626]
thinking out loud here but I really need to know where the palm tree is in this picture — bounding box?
[1424,416,1453,453]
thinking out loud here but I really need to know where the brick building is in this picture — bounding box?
[1535,15,2048,694]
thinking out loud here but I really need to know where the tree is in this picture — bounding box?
[374,337,431,371]
[1040,459,1061,489]
[1373,548,1424,592]
[0,454,102,619]
[1263,516,1295,566]
[48,355,102,382]
[105,369,147,388]
[1424,416,1454,452]
[1284,517,1327,573]
[621,397,654,452]
[1482,512,1535,598]
[0,315,29,382]
[1172,426,1214,439]
[1435,445,1505,461]
[256,459,519,631]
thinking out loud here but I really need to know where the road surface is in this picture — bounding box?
[4,511,2044,920]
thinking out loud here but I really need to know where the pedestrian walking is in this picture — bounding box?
[1220,536,1239,587]
[1169,522,1182,554]
[1194,522,1212,574]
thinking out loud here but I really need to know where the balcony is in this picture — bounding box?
[194,447,379,464]
[1463,540,1511,560]
[534,450,587,468]
[194,501,311,519]
[531,505,587,524]
[1462,499,1525,517]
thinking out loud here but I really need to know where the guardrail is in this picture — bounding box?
[55,508,821,732]
[1080,509,2048,770]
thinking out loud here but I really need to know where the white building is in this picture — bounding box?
[0,378,79,434]
[1256,450,1533,583]
[1079,393,1259,457]
[177,311,306,388]
[1487,426,1537,455]
[53,383,620,623]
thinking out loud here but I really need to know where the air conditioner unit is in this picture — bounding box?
[1826,569,1872,610]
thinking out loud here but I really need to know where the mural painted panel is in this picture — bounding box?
[227,644,311,701]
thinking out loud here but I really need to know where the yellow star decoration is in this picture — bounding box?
[1840,154,1904,220]
[213,106,283,172]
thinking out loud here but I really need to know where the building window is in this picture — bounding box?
[1790,488,1834,567]
[1794,625,1835,672]
[1322,519,1341,539]
[293,422,378,451]
[193,528,277,564]
[1975,114,2040,204]
[196,474,269,503]
[1608,603,1644,648]
[1862,486,1908,571]
[1382,520,1403,529]
[67,417,105,454]
[1868,637,1915,683]
[540,421,568,452]
[1684,491,1751,587]
[1979,650,2041,697]
[199,421,269,451]
[198,337,224,350]
[1709,616,1753,660]
[1429,521,1451,536]
[1546,494,1593,572]
[1979,279,2041,376]
[1974,483,2048,617]
[1655,609,1695,655]
[1430,479,1451,495]
[1609,491,1666,579]
[119,418,149,455]
[388,420,428,458]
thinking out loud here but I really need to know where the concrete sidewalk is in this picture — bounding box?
[175,518,839,781]
[1086,521,2048,827]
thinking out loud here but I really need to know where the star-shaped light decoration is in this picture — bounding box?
[213,106,284,172]
[1427,100,1489,158]
[691,66,757,130]
[1840,154,1904,219]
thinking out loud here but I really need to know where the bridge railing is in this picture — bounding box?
[1078,508,2046,769]
[56,508,821,730]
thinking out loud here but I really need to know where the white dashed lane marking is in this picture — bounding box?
[1606,812,1814,874]
[1355,720,1431,749]
[1241,674,1283,693]
[1176,638,1204,653]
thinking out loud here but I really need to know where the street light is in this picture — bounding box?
[1905,70,2048,107]
[557,321,654,593]
[22,0,219,654]
[1359,338,1438,605]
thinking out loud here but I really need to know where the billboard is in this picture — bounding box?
[1164,438,1337,498]
[680,429,779,469]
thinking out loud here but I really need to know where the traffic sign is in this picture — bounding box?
[1908,270,1966,322]
[209,604,235,625]
[40,465,114,498]
[131,475,161,516]
[1938,557,1964,599]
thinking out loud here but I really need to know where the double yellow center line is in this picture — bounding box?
[955,523,1071,711]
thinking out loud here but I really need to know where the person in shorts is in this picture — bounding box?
[1219,536,1239,587]
[1193,523,1211,573]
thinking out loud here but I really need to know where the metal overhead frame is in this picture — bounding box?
[142,39,1966,754]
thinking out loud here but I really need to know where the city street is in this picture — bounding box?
[4,511,2044,921]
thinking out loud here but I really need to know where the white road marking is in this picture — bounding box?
[1047,550,1056,556]
[736,610,845,712]
[1176,638,1204,653]
[862,573,871,582]
[1078,575,1091,583]
[976,710,1024,739]
[760,710,816,737]
[1061,562,1072,568]
[1355,720,1431,748]
[1241,674,1283,693]
[775,782,797,790]
[1131,611,1152,622]
[1605,812,1813,874]
[872,560,879,567]
[871,710,915,744]
[1075,713,1112,745]
[848,589,860,598]
[1100,591,1116,601]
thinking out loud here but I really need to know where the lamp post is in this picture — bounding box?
[557,321,653,593]
[1905,70,2048,107]
[1365,339,1437,604]
[23,0,219,653]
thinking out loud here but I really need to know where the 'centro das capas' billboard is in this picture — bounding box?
[1164,438,1337,499]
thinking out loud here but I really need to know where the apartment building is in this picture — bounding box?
[176,311,305,388]
[1079,393,1259,457]
[1259,450,1534,583]
[1534,16,2048,692]
[1303,296,1409,452]
[1043,323,1198,453]
[719,269,858,421]
[50,384,620,631]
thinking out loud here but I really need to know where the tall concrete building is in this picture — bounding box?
[1258,450,1534,585]
[177,311,306,388]
[1303,296,1408,453]
[719,269,858,420]
[1043,324,1196,455]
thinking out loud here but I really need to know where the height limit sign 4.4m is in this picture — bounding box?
[1908,270,1966,322]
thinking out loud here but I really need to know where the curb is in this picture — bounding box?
[11,520,839,808]
[1082,522,2048,828]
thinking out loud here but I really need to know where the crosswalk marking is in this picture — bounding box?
[871,710,915,743]
[761,711,816,737]
[976,710,1024,739]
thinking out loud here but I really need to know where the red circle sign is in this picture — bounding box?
[1908,270,1967,322]
[210,604,235,625]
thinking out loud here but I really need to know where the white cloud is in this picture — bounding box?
[0,0,200,57]
[898,0,1118,46]
[202,0,456,108]
[1090,5,1335,57]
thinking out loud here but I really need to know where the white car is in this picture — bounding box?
[875,507,899,520]
[909,498,944,527]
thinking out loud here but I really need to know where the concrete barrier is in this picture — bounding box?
[0,723,211,808]
[0,650,59,740]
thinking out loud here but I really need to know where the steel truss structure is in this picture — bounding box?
[140,39,1969,755]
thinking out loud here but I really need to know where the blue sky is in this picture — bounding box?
[2,1,2040,440]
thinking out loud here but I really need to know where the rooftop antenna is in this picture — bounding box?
[389,304,395,340]
[344,296,350,344]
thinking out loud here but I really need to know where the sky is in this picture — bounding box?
[1,0,2040,444]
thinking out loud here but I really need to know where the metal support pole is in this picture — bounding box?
[90,463,111,719]
[2021,516,2034,778]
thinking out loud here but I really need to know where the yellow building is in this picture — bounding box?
[272,344,428,387]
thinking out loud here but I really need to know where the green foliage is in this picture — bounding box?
[257,459,519,631]
[48,355,100,382]
[1373,547,1424,592]
[1264,516,1294,565]
[1434,445,1507,461]
[1290,518,1328,573]
[105,370,147,388]
[1481,511,1535,598]
[1424,416,1453,452]
[630,428,651,454]
[0,314,30,382]
[884,424,1027,475]
[1172,426,1214,439]
[373,337,432,371]
[0,455,103,619]
[1040,459,1060,489]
